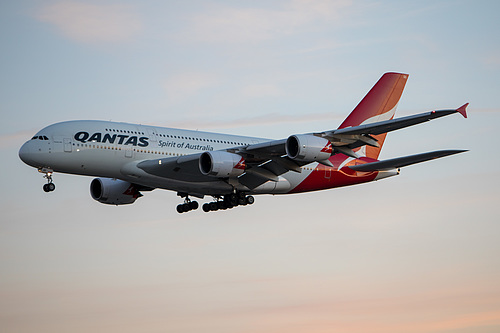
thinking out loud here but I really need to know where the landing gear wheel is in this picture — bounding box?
[202,192,255,213]
[176,204,185,213]
[189,201,199,210]
[177,201,199,213]
[39,168,56,193]
[229,193,238,206]
[43,182,55,192]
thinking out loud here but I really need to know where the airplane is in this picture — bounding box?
[18,72,468,213]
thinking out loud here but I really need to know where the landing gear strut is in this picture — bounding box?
[39,168,55,192]
[176,193,199,213]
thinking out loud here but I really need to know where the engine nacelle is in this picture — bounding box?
[286,134,332,162]
[90,178,141,205]
[199,151,246,177]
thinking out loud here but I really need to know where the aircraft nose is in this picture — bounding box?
[19,141,37,167]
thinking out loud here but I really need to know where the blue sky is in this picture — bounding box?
[1,1,499,332]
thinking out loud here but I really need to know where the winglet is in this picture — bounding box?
[457,103,468,118]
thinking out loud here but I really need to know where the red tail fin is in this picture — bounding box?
[339,72,408,159]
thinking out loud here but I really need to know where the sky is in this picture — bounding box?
[1,1,499,332]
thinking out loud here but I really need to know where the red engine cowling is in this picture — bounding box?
[199,151,246,177]
[90,178,142,205]
[286,134,332,162]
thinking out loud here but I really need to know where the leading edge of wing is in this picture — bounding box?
[348,150,468,172]
[325,103,469,137]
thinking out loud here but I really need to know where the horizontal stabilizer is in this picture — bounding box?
[349,150,468,172]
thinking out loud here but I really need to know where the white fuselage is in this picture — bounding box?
[19,120,316,196]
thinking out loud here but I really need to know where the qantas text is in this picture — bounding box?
[74,132,149,147]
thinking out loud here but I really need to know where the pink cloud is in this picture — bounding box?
[36,1,142,43]
[175,0,353,44]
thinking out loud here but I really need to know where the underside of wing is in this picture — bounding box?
[136,153,210,182]
[231,139,303,189]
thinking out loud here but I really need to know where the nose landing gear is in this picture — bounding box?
[39,168,55,192]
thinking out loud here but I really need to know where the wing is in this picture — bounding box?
[136,153,208,182]
[319,104,468,158]
[133,140,307,190]
[348,150,467,172]
[233,104,468,189]
[231,141,305,189]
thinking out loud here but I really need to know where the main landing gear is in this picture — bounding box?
[176,193,199,213]
[175,191,254,214]
[177,199,199,213]
[39,168,55,193]
[202,192,254,213]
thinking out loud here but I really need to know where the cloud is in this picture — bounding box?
[163,72,221,103]
[175,0,353,43]
[0,130,37,150]
[36,1,142,43]
[242,84,285,98]
[150,110,343,132]
[483,53,500,67]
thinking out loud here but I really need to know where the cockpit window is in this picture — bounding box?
[32,135,49,140]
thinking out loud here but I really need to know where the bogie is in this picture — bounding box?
[200,193,255,213]
[176,201,199,214]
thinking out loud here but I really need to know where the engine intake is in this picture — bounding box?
[199,151,246,177]
[286,134,332,162]
[90,178,141,205]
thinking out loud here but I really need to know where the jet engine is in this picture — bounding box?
[286,134,332,162]
[199,151,246,177]
[90,178,142,205]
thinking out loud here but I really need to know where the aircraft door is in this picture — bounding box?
[63,138,72,152]
[146,127,158,143]
[124,147,133,158]
[324,166,331,179]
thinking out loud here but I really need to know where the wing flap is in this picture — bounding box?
[349,150,467,172]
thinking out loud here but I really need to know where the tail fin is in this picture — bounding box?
[339,72,408,159]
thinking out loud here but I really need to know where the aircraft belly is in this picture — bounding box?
[48,150,126,178]
[124,176,233,195]
[288,167,378,194]
[250,176,291,194]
